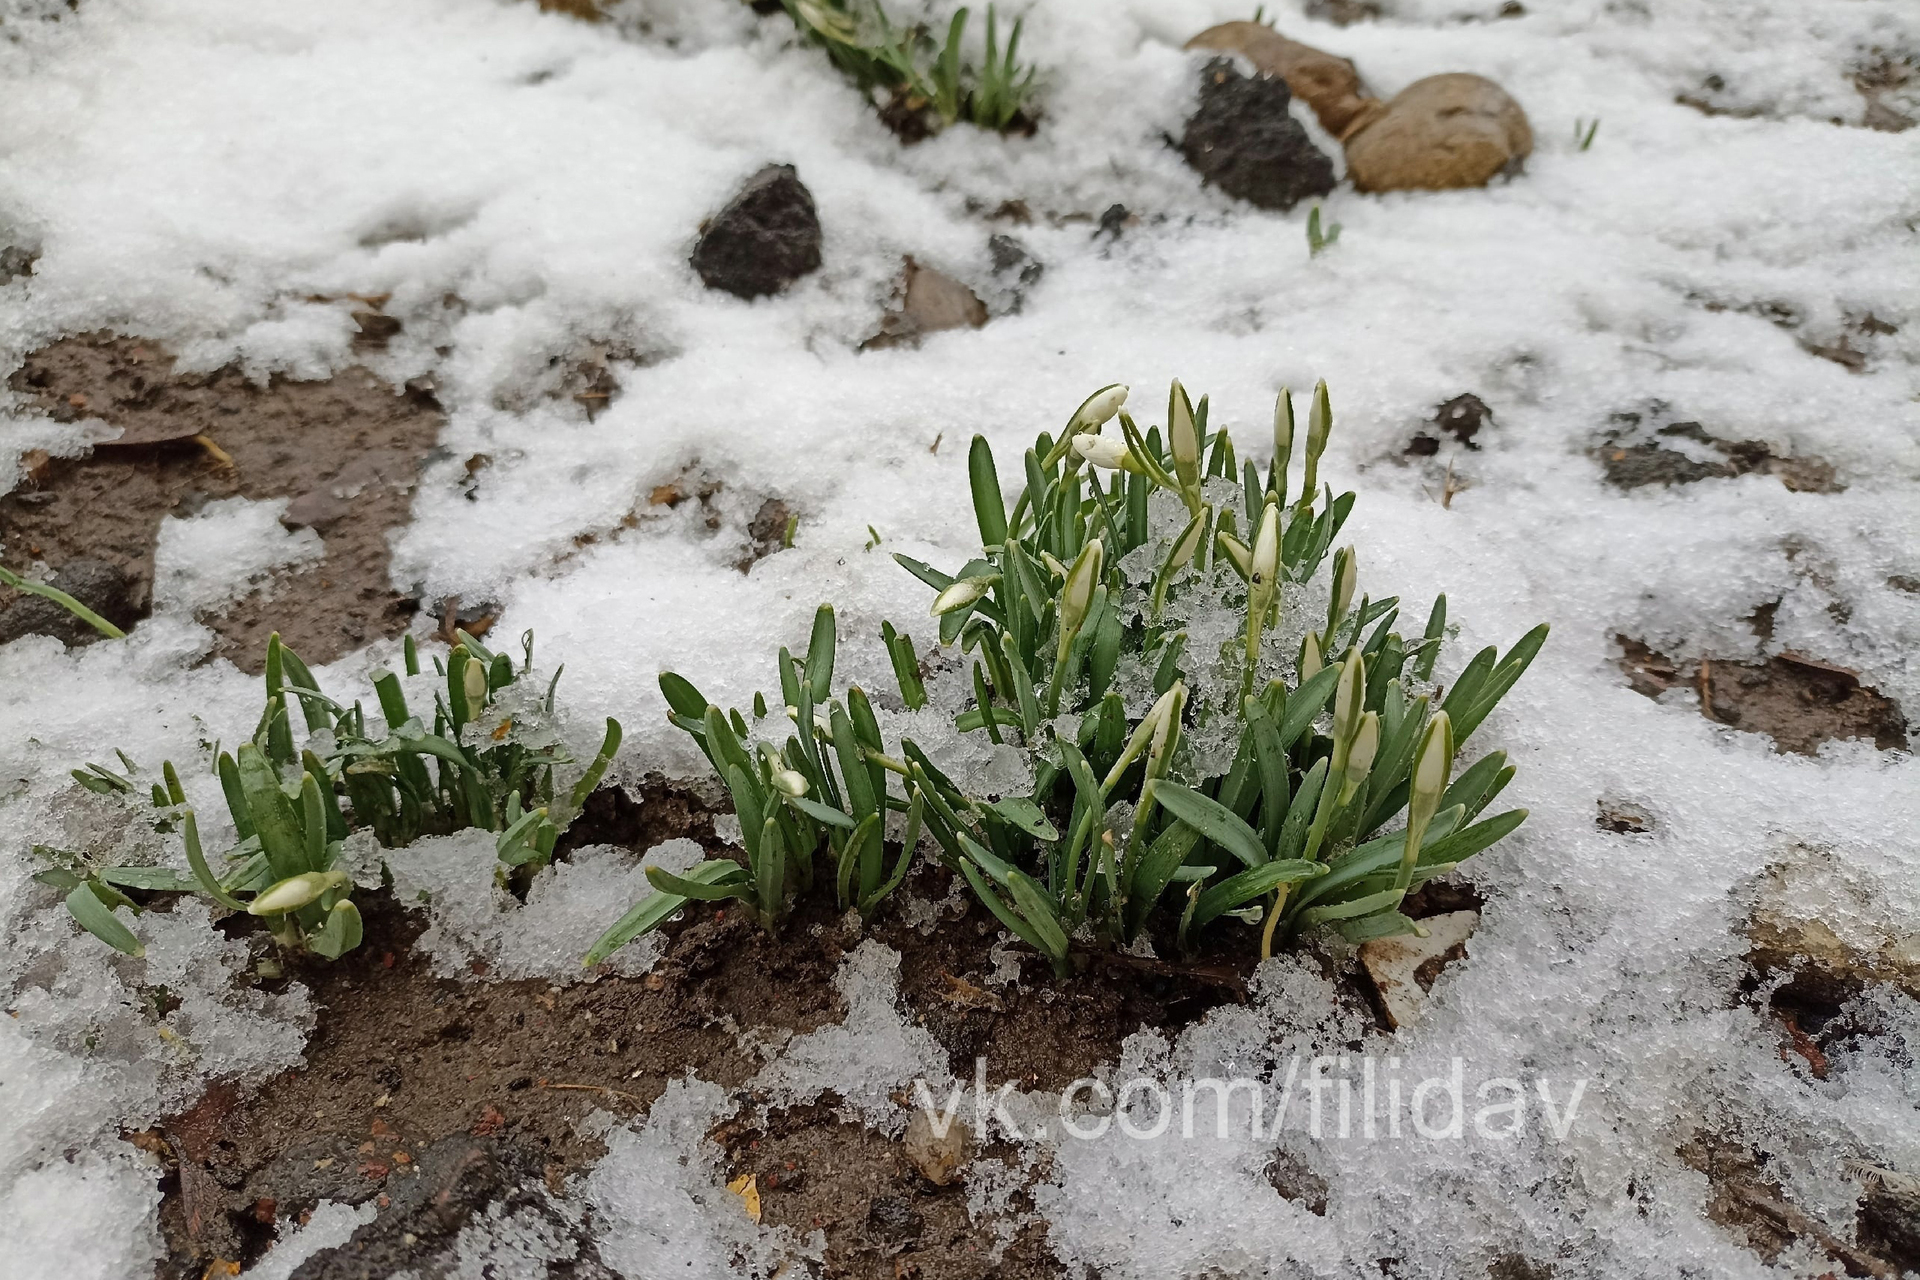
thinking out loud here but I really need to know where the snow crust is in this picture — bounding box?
[2,0,1918,1274]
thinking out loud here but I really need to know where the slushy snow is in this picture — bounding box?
[2,0,1918,1274]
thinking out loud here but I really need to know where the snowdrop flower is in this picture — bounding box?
[1070,383,1128,431]
[1059,538,1104,638]
[1169,380,1200,492]
[771,768,809,798]
[930,575,996,616]
[1143,680,1187,780]
[1072,432,1136,471]
[1249,500,1281,621]
[248,869,348,916]
[1398,710,1456,887]
[1166,512,1206,575]
[1338,710,1380,804]
[1299,631,1324,680]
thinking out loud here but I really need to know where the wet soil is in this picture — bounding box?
[1595,418,1841,494]
[145,780,1257,1280]
[1617,636,1908,754]
[2,333,441,671]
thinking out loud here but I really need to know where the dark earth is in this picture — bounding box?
[1182,57,1338,213]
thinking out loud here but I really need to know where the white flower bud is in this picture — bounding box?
[1166,512,1206,575]
[1274,388,1294,467]
[1412,710,1454,804]
[1060,538,1104,637]
[1327,547,1357,635]
[1072,432,1136,471]
[249,868,349,916]
[1248,501,1281,622]
[931,576,995,615]
[1168,381,1200,492]
[771,768,809,797]
[1339,711,1381,803]
[1071,383,1129,431]
[462,660,488,708]
[1143,681,1187,780]
[1333,648,1365,744]
[1298,631,1324,680]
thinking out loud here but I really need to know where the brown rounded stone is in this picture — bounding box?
[1344,73,1533,192]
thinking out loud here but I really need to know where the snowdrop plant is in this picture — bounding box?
[586,605,919,965]
[48,631,619,960]
[780,0,1037,133]
[891,381,1545,971]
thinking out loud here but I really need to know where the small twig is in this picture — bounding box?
[538,1081,649,1107]
[1440,457,1459,509]
[1698,658,1715,721]
[1726,1182,1896,1279]
[193,434,234,470]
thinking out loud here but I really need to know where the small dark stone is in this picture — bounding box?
[281,488,351,531]
[986,233,1045,313]
[1432,393,1492,447]
[0,244,36,284]
[0,558,140,646]
[690,164,823,300]
[350,311,402,347]
[1095,203,1133,240]
[1182,58,1337,212]
[866,1194,924,1242]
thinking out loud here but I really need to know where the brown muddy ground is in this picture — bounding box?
[2,332,441,671]
[1617,636,1908,754]
[141,780,1286,1280]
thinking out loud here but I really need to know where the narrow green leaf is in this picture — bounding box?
[66,883,142,956]
[805,604,837,703]
[969,434,1008,548]
[1190,859,1327,929]
[585,860,749,965]
[1151,782,1267,869]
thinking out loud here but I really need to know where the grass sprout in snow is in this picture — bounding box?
[45,630,620,961]
[780,1,1038,134]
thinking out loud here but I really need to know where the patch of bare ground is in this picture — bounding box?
[2,333,440,670]
[142,777,1271,1279]
[1617,636,1907,754]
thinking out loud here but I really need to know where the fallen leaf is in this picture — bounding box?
[727,1172,762,1223]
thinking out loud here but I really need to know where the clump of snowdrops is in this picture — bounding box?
[44,630,618,961]
[611,379,1543,976]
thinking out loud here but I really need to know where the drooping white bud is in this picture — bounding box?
[1071,383,1129,431]
[771,768,809,798]
[1072,432,1136,471]
[1165,513,1206,575]
[931,576,995,615]
[249,868,349,916]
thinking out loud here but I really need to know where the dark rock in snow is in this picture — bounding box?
[690,164,823,300]
[0,244,36,284]
[0,557,139,646]
[986,233,1044,312]
[1181,57,1336,212]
